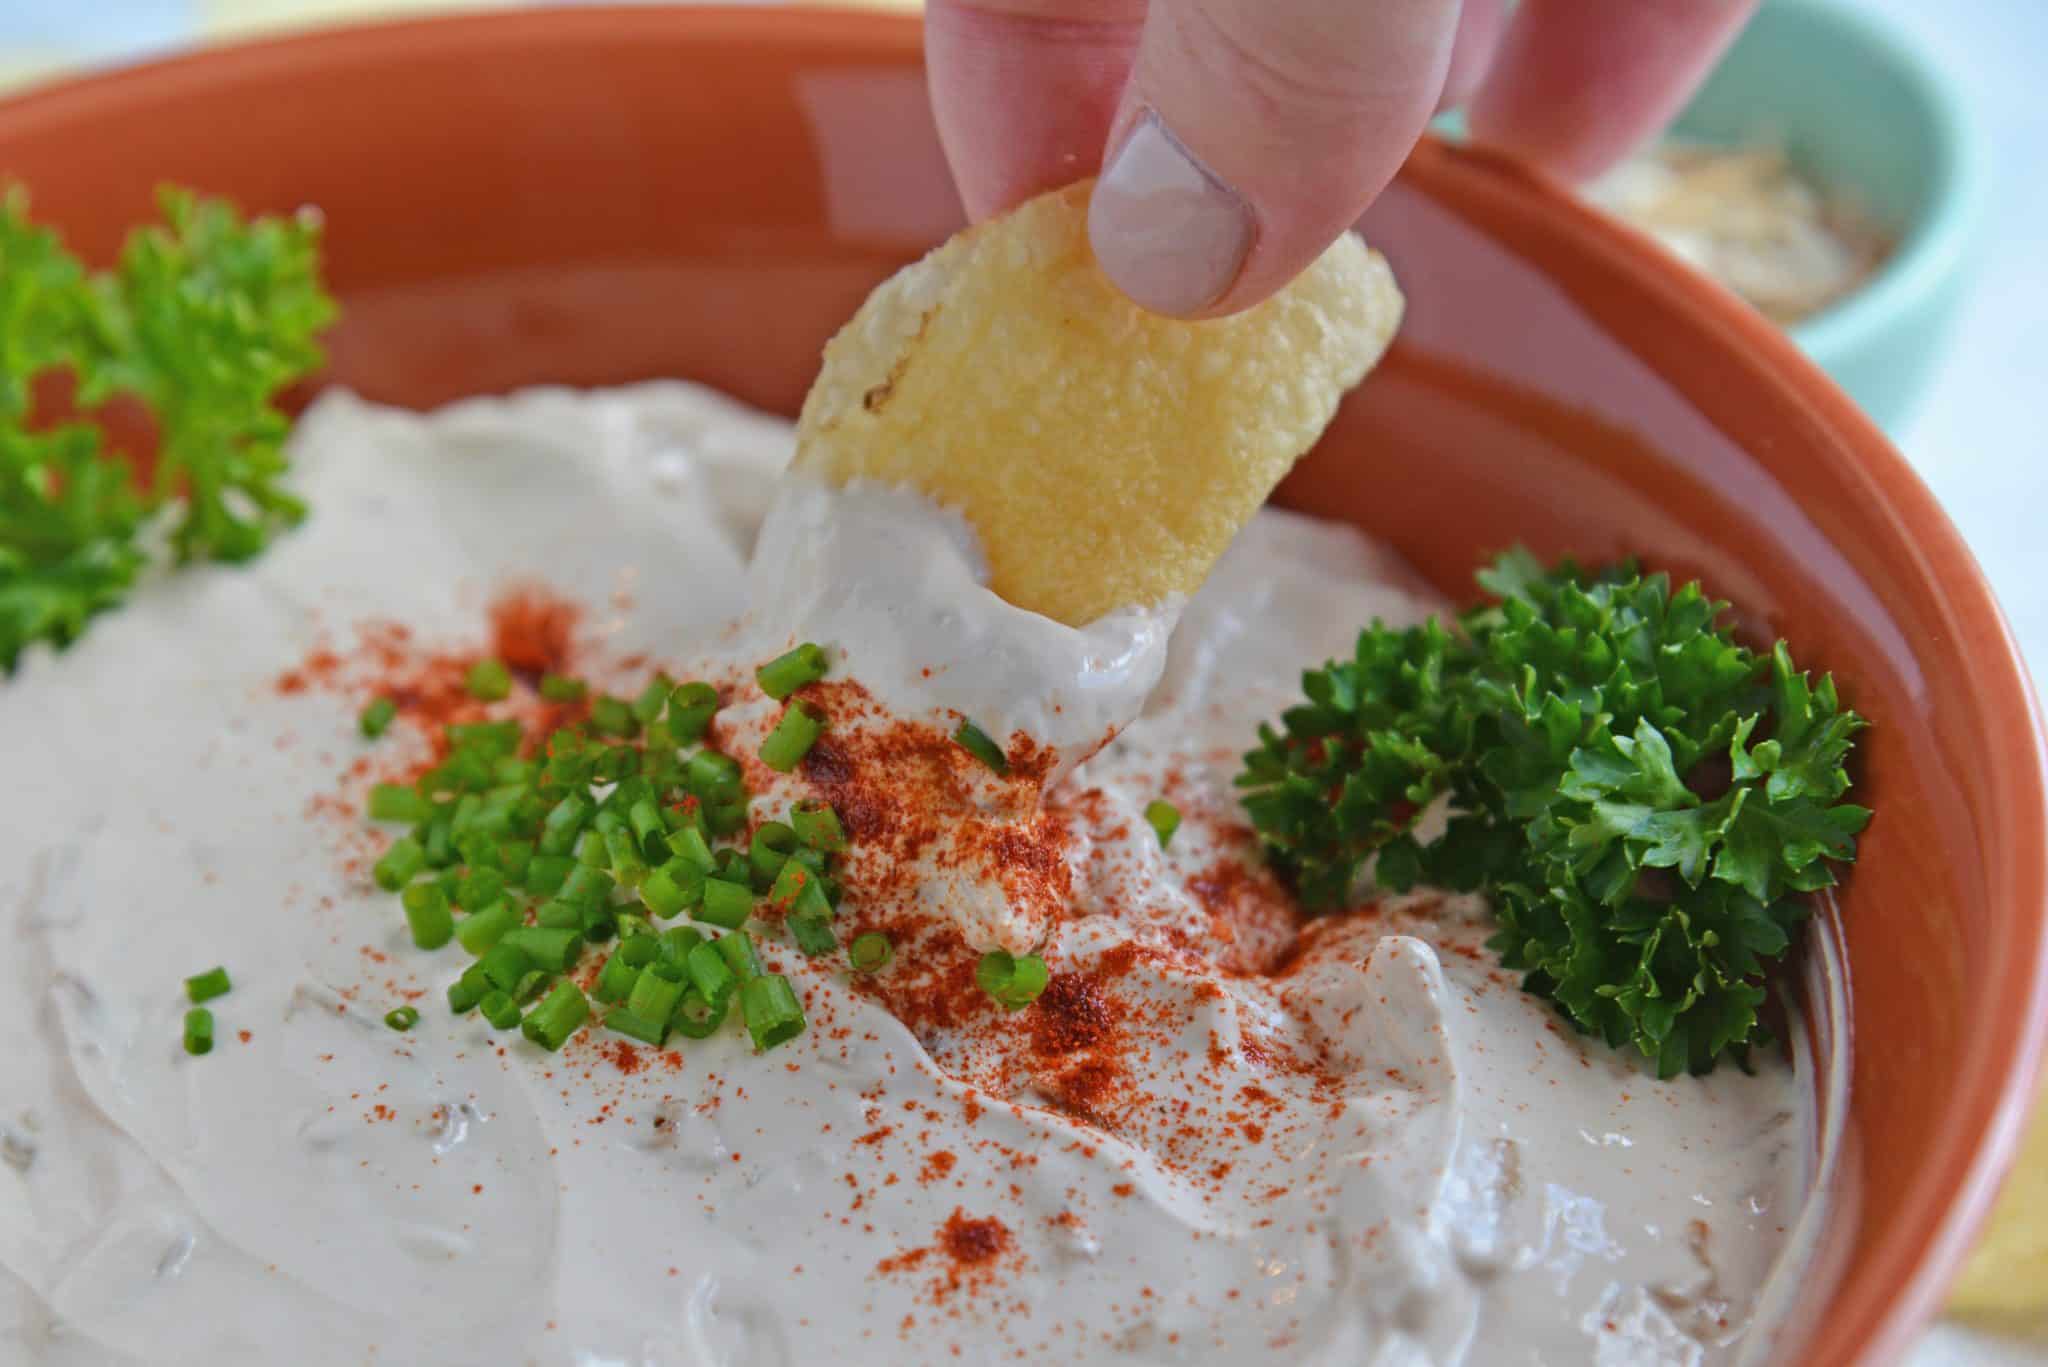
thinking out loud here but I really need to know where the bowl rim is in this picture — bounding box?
[0,8,2041,1364]
[1756,0,1989,358]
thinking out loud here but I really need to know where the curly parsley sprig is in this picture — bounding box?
[0,186,335,670]
[1238,550,1869,1077]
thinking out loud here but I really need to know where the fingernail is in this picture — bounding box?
[1089,109,1254,317]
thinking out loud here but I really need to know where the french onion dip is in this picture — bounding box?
[1,384,1815,1365]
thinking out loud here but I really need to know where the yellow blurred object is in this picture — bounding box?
[1949,1086,2048,1315]
[200,0,499,40]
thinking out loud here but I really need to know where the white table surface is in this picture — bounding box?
[3,0,2045,1361]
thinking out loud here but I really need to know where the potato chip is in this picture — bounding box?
[792,180,1403,626]
[1949,1087,2048,1316]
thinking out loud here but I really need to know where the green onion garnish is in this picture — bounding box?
[447,963,491,1014]
[604,828,649,890]
[457,867,507,912]
[464,658,512,701]
[359,697,398,739]
[588,695,638,737]
[695,877,753,930]
[954,720,1009,775]
[454,900,519,956]
[538,793,593,856]
[384,1005,420,1032]
[480,942,535,993]
[372,836,426,892]
[638,859,705,919]
[669,987,725,1039]
[594,951,641,1004]
[1144,799,1181,849]
[628,798,671,863]
[538,673,587,703]
[523,852,576,895]
[184,966,232,1004]
[685,941,738,1013]
[848,932,892,974]
[558,862,612,907]
[604,1008,667,1046]
[666,682,719,741]
[183,1008,214,1056]
[632,673,676,726]
[787,910,838,958]
[626,961,686,1027]
[498,926,584,973]
[479,990,522,1030]
[740,974,806,1052]
[659,926,704,969]
[366,784,432,825]
[536,899,585,930]
[687,750,745,805]
[401,883,455,950]
[715,930,763,982]
[520,980,589,1052]
[759,702,824,773]
[976,950,1050,1011]
[749,821,798,889]
[756,643,828,700]
[791,799,848,853]
[618,934,660,969]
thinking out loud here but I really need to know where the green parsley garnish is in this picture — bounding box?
[1,186,334,671]
[1237,550,1869,1077]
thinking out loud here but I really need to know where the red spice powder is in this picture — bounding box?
[605,1041,644,1076]
[490,588,580,676]
[876,1209,1016,1303]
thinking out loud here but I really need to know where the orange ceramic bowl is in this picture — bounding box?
[2,9,2043,1364]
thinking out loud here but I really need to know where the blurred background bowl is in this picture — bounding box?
[1674,0,1985,433]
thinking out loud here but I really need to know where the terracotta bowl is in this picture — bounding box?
[2,8,2042,1363]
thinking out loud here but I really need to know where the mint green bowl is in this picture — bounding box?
[1668,0,1984,432]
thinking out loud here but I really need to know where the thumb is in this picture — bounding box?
[1088,0,1462,318]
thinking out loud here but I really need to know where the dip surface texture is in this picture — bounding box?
[0,385,1809,1366]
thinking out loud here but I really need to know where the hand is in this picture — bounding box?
[928,0,1758,317]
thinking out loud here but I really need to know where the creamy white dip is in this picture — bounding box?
[0,383,1814,1366]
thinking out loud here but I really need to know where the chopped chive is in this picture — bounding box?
[359,697,399,739]
[539,673,587,703]
[685,941,738,1013]
[536,899,585,930]
[183,1007,214,1056]
[627,962,686,1026]
[367,784,432,825]
[595,951,642,1004]
[604,828,649,889]
[480,942,535,993]
[749,821,799,889]
[448,719,522,755]
[788,909,838,958]
[639,858,705,919]
[523,852,576,895]
[741,974,806,1051]
[669,825,716,872]
[447,963,492,1014]
[633,673,676,726]
[756,643,828,700]
[499,839,534,882]
[604,1008,667,1046]
[457,867,507,912]
[767,860,831,919]
[421,814,455,867]
[580,902,618,944]
[791,799,848,853]
[614,912,654,944]
[716,930,763,982]
[695,877,753,930]
[667,682,719,741]
[976,950,1050,1011]
[520,980,589,1052]
[687,750,745,805]
[588,695,638,737]
[384,1005,420,1032]
[538,792,594,856]
[558,862,613,908]
[628,798,670,861]
[401,883,455,950]
[659,926,705,969]
[464,658,512,701]
[574,828,610,869]
[849,932,892,974]
[499,926,584,973]
[373,836,426,892]
[618,934,661,969]
[758,702,824,773]
[454,899,519,956]
[479,990,522,1030]
[706,799,750,838]
[1144,799,1181,849]
[593,744,637,784]
[669,987,726,1039]
[511,969,552,1005]
[184,966,232,1004]
[954,720,1008,775]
